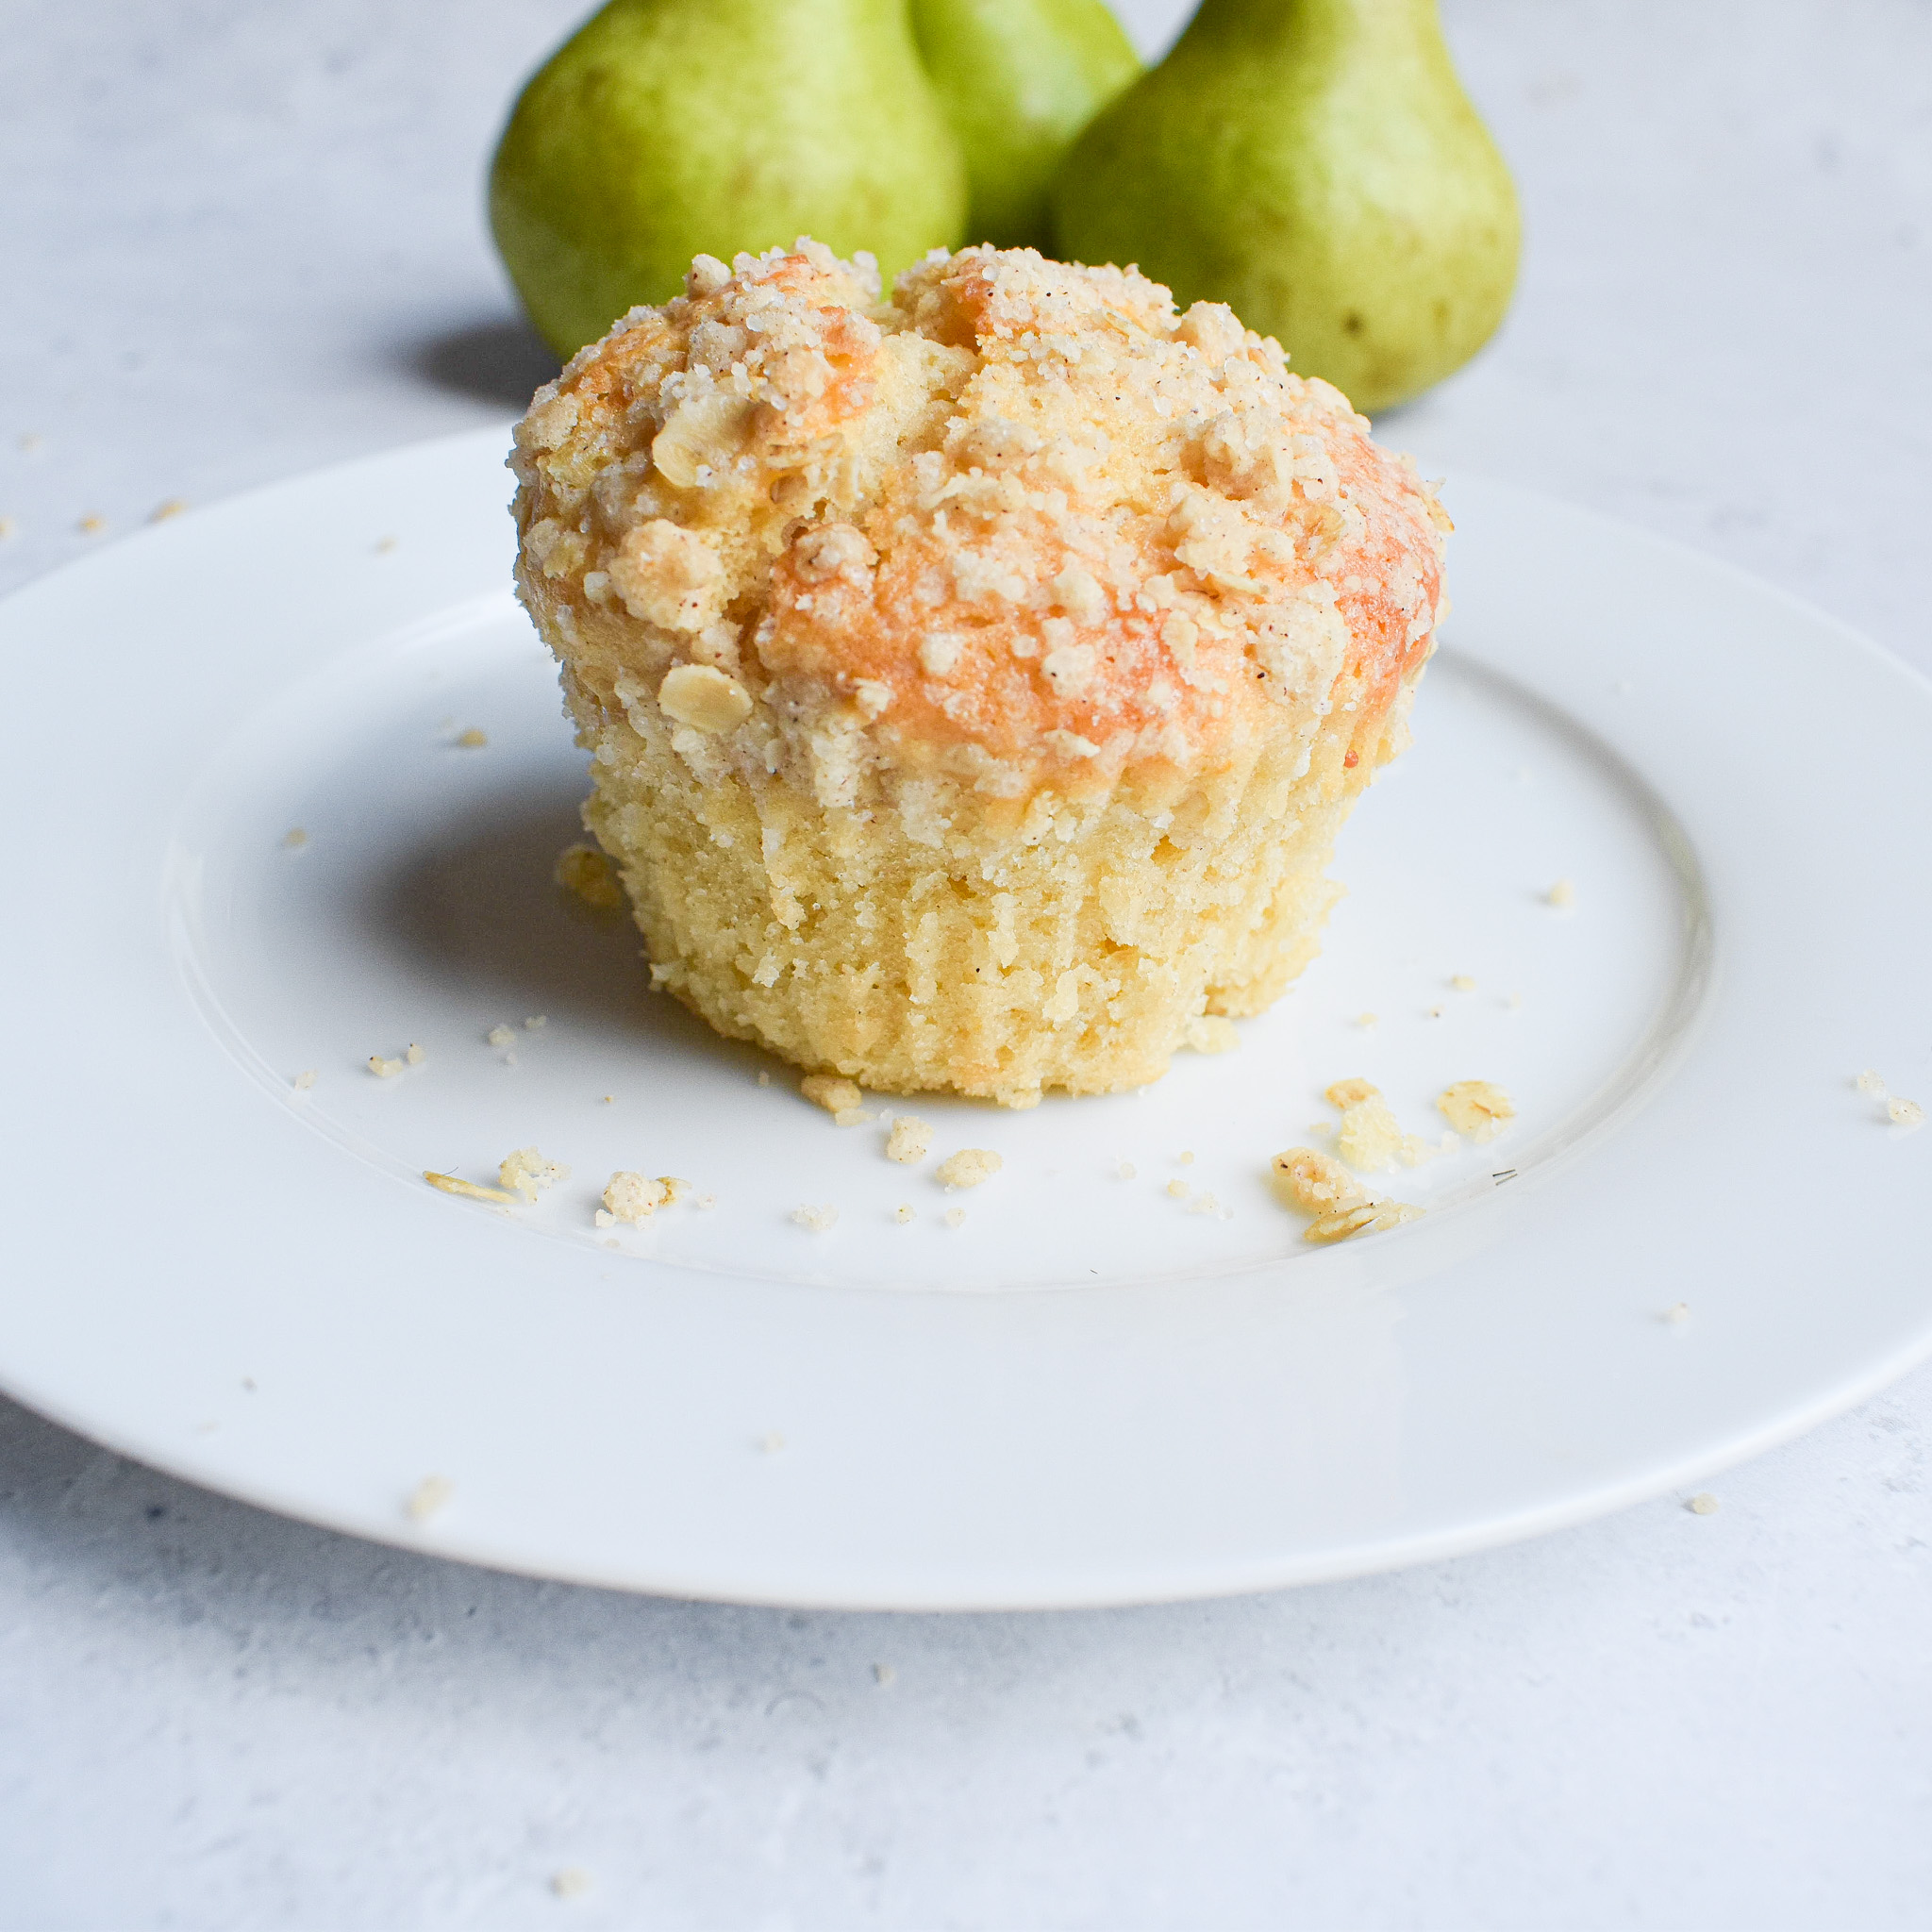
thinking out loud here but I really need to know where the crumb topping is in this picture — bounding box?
[512,241,1446,803]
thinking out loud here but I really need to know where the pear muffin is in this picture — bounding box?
[510,241,1448,1107]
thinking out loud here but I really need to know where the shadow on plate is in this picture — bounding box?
[406,315,559,411]
[353,767,770,1075]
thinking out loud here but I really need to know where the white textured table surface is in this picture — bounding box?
[3,3,1929,1925]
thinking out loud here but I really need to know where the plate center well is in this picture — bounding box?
[166,594,1708,1291]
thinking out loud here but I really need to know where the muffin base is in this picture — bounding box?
[576,691,1391,1108]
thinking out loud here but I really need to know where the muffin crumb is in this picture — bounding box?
[1856,1069,1888,1096]
[1547,878,1576,908]
[1183,1015,1241,1054]
[944,1207,967,1228]
[1326,1078,1438,1170]
[405,1042,425,1066]
[1271,1145,1422,1242]
[886,1115,933,1164]
[604,1172,669,1223]
[893,1204,915,1224]
[801,1074,863,1115]
[936,1149,1002,1190]
[487,1024,516,1048]
[1450,974,1476,992]
[793,1203,840,1231]
[555,841,625,909]
[1665,1302,1690,1324]
[1439,1079,1516,1142]
[1687,1492,1719,1516]
[455,727,489,749]
[406,1474,454,1522]
[291,1069,316,1091]
[550,1868,591,1901]
[1889,1096,1925,1129]
[281,826,308,850]
[499,1146,569,1200]
[367,1053,405,1078]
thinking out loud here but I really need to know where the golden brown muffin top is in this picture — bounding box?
[511,241,1448,800]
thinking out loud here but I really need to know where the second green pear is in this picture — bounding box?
[910,0,1141,250]
[491,0,968,359]
[1053,0,1520,413]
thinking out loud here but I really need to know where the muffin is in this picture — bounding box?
[510,242,1448,1107]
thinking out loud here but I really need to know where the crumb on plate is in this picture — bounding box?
[455,727,489,748]
[936,1148,1002,1190]
[499,1146,569,1201]
[1438,1078,1516,1142]
[801,1074,863,1115]
[793,1203,840,1231]
[554,841,625,909]
[424,1170,517,1205]
[604,1171,669,1223]
[1183,1015,1240,1054]
[886,1115,932,1164]
[1326,1077,1439,1170]
[1271,1144,1423,1243]
[405,1474,453,1521]
[1547,878,1576,908]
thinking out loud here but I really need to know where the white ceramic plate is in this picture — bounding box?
[2,428,1928,1609]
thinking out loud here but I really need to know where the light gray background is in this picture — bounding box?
[3,2,1929,1925]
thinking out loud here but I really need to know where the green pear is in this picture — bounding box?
[1052,0,1520,412]
[491,0,969,358]
[911,0,1141,250]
